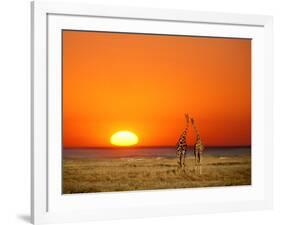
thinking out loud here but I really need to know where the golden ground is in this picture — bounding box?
[63,155,251,194]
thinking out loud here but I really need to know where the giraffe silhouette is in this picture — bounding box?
[176,114,189,168]
[190,117,204,173]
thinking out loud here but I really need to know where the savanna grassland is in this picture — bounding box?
[63,154,251,194]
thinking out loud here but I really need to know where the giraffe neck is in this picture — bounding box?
[183,123,189,139]
[178,129,187,144]
[182,130,187,140]
[191,122,201,141]
[177,115,189,145]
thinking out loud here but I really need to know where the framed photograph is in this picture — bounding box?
[31,1,273,224]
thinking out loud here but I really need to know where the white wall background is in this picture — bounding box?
[0,0,280,224]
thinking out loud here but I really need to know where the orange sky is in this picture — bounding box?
[63,30,251,148]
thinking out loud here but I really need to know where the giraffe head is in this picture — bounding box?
[190,117,195,125]
[184,113,189,123]
[184,113,189,129]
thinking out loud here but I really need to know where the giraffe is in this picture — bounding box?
[176,113,189,168]
[190,117,204,170]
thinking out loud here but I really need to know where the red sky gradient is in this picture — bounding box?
[63,30,251,148]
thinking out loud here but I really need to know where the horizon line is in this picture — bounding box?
[63,145,251,150]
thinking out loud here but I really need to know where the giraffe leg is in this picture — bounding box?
[196,151,200,174]
[179,153,183,168]
[176,150,181,167]
[194,149,197,173]
[198,152,202,175]
[183,152,186,169]
[197,151,200,173]
[182,153,185,168]
[193,150,196,172]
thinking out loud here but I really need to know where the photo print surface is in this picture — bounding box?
[62,30,251,194]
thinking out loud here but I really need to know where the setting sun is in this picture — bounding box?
[110,131,139,146]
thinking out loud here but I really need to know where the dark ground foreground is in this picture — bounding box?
[63,155,251,194]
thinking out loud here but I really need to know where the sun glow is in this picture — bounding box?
[110,131,139,146]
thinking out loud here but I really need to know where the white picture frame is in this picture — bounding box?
[31,1,273,224]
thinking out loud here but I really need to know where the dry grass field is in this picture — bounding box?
[63,155,251,194]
